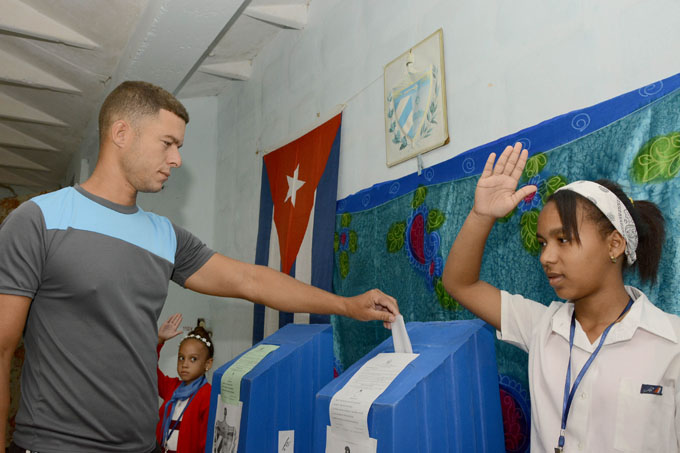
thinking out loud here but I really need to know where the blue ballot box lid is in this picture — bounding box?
[314,319,504,453]
[206,323,334,453]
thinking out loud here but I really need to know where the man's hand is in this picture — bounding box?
[345,289,399,329]
[158,313,183,344]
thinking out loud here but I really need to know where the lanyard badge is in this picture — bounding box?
[556,298,633,452]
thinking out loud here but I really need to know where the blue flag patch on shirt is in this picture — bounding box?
[640,384,663,395]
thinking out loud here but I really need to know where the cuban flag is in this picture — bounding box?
[252,113,342,343]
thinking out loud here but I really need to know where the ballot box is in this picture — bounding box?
[206,323,334,453]
[313,320,504,453]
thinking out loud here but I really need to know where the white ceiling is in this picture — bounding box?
[0,0,311,194]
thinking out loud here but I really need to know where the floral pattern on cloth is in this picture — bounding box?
[386,186,459,311]
[334,213,358,279]
[499,374,531,453]
[631,131,680,183]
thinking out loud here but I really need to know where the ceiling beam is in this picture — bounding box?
[0,48,81,94]
[0,0,99,50]
[0,123,58,151]
[244,4,308,30]
[78,0,254,163]
[199,60,253,80]
[0,167,46,188]
[0,146,50,171]
[115,0,253,92]
[0,92,68,126]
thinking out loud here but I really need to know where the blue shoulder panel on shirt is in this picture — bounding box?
[33,187,177,264]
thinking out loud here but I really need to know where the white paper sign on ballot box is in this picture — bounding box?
[326,315,417,453]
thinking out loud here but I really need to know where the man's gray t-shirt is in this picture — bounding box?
[0,185,215,452]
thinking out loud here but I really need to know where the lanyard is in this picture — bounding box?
[555,298,633,453]
[162,392,198,452]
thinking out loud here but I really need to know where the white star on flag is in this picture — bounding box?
[284,164,306,206]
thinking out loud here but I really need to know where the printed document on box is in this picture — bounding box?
[329,352,418,437]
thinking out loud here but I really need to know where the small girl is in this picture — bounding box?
[156,313,214,453]
[443,143,680,452]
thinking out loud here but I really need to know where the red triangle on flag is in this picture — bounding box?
[263,114,342,275]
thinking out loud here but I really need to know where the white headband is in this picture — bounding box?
[555,181,638,265]
[184,333,212,348]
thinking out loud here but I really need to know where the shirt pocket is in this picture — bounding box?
[614,378,675,452]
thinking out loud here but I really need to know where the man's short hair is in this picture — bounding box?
[98,81,189,143]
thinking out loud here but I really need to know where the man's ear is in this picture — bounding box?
[608,229,626,261]
[110,119,133,148]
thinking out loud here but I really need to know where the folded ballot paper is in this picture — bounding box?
[391,314,412,354]
[325,315,417,453]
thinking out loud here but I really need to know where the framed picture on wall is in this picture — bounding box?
[384,29,449,167]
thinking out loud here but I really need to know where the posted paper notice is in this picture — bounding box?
[220,344,279,405]
[329,352,418,437]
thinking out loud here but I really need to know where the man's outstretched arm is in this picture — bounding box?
[185,253,398,327]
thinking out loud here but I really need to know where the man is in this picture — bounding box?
[0,81,398,452]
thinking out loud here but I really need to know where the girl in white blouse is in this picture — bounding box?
[442,142,678,452]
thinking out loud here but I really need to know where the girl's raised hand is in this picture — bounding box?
[473,142,537,219]
[158,313,183,343]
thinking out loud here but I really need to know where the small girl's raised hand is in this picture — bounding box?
[473,142,537,219]
[158,313,183,343]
